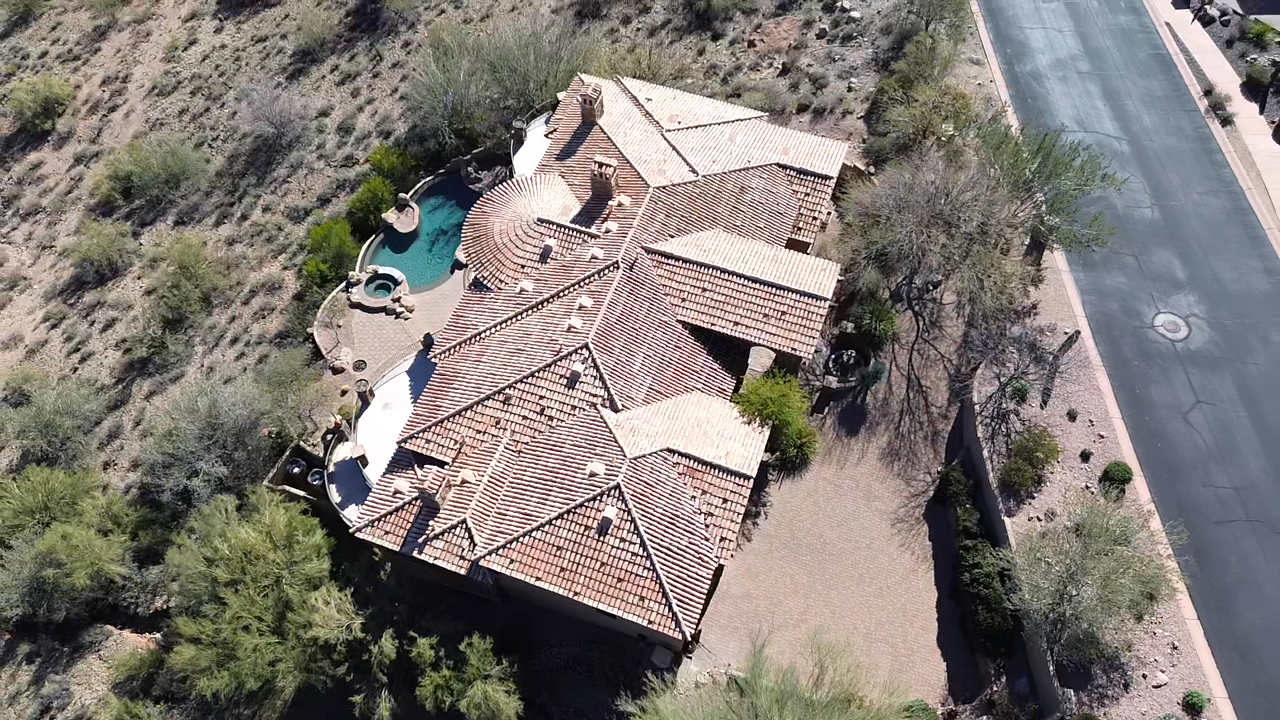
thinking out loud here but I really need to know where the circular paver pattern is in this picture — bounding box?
[1152,311,1191,341]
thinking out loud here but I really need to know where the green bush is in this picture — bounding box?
[902,699,940,720]
[90,135,210,212]
[95,697,168,720]
[852,299,899,350]
[865,80,975,165]
[302,218,360,294]
[347,176,397,240]
[368,144,421,192]
[1009,379,1030,405]
[0,466,101,538]
[956,538,1018,658]
[685,0,754,29]
[734,370,818,470]
[5,74,73,132]
[64,219,135,289]
[1242,17,1278,49]
[998,458,1040,495]
[165,488,363,716]
[411,633,523,720]
[1243,61,1274,94]
[1011,425,1060,471]
[1182,689,1210,716]
[0,520,132,628]
[1099,460,1133,493]
[1204,87,1236,126]
[85,0,127,18]
[0,371,110,469]
[1071,714,1101,720]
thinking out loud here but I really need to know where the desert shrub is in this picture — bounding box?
[865,80,975,165]
[684,0,754,29]
[85,0,127,18]
[1181,689,1210,716]
[592,43,692,85]
[1079,447,1093,463]
[1099,460,1133,494]
[5,74,73,132]
[64,219,135,289]
[254,348,325,439]
[236,81,313,153]
[1013,493,1177,668]
[0,523,130,628]
[412,634,524,720]
[1009,379,1030,405]
[852,299,899,351]
[347,176,396,239]
[137,379,276,522]
[998,458,1039,494]
[302,217,360,294]
[368,144,421,192]
[0,371,110,469]
[125,233,225,374]
[0,466,101,538]
[619,642,904,719]
[95,697,168,720]
[91,135,210,212]
[1241,17,1277,49]
[732,78,790,115]
[902,699,940,720]
[293,5,340,57]
[406,20,596,163]
[1243,61,1273,94]
[1203,87,1235,126]
[165,488,363,716]
[0,0,49,26]
[734,370,818,470]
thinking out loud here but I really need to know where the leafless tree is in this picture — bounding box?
[236,80,313,154]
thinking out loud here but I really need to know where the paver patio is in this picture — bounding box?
[692,422,977,704]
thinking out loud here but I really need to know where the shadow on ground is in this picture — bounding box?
[922,498,986,703]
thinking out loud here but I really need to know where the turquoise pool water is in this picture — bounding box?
[364,175,480,292]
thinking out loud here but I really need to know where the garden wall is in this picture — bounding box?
[950,396,1065,720]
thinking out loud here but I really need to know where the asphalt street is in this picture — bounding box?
[973,0,1280,717]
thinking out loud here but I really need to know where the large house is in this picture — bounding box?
[348,76,848,652]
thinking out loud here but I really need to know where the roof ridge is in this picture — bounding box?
[399,343,593,444]
[460,435,513,547]
[614,469,691,641]
[349,491,424,534]
[431,260,620,360]
[642,238,834,301]
[537,216,602,238]
[471,480,623,559]
[596,78,699,186]
[583,340,620,412]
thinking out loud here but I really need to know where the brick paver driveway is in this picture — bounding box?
[692,423,975,703]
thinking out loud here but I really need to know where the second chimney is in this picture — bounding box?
[591,155,618,200]
[578,83,604,124]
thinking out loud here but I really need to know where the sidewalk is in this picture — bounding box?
[1144,0,1280,250]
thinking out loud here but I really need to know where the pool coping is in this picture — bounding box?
[355,169,456,272]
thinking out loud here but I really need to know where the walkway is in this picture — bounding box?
[691,425,975,704]
[974,0,1280,717]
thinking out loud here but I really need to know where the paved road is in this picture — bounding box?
[974,0,1280,718]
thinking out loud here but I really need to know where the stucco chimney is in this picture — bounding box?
[578,83,604,124]
[591,156,618,200]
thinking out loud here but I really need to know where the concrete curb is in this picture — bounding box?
[966,1,1240,718]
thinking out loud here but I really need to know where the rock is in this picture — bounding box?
[816,24,830,39]
[329,347,353,373]
[746,36,759,48]
[1097,431,1107,439]
[400,296,416,312]
[1197,6,1219,24]
[850,9,862,20]
[1171,640,1180,651]
[846,79,858,92]
[1220,13,1231,26]
[1150,670,1170,688]
[836,0,852,10]
[384,305,399,316]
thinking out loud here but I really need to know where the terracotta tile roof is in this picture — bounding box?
[645,250,834,357]
[618,77,766,130]
[666,119,848,178]
[601,394,769,478]
[352,75,851,644]
[674,454,754,563]
[476,482,687,637]
[644,229,840,298]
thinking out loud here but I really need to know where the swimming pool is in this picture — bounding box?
[363,174,480,292]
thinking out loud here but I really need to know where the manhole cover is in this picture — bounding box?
[1152,312,1190,341]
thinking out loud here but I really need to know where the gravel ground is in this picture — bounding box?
[982,256,1223,720]
[1198,11,1280,125]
